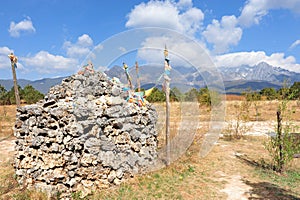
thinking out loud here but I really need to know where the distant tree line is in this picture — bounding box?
[146,81,300,105]
[244,81,300,101]
[146,86,220,106]
[0,84,44,105]
[3,81,299,105]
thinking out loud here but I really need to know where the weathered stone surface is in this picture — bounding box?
[14,70,158,198]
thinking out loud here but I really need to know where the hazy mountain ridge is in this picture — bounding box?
[189,62,300,93]
[219,62,300,83]
[99,62,300,93]
[0,77,66,94]
[1,62,300,94]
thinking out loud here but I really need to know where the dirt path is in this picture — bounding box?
[0,138,15,163]
[220,173,252,200]
[207,142,255,200]
[205,138,300,200]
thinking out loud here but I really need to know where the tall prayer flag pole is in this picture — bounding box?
[8,53,21,108]
[163,45,171,166]
[135,61,141,92]
[123,62,133,90]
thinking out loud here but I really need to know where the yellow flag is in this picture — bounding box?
[145,87,154,97]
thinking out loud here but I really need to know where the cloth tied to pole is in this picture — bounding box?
[8,53,18,68]
[163,57,171,92]
[123,62,133,90]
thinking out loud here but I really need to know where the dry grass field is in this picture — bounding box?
[0,100,299,200]
[0,105,15,139]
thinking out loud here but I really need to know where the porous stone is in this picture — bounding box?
[14,70,158,198]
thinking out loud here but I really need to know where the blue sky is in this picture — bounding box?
[1,0,300,80]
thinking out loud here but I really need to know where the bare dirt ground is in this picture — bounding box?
[0,102,300,199]
[0,139,14,164]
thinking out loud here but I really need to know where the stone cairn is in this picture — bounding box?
[13,69,158,198]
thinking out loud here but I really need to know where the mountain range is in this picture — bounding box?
[220,62,300,82]
[106,62,299,94]
[0,77,66,94]
[219,62,299,94]
[1,62,299,94]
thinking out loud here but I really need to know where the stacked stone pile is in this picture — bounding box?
[13,70,158,198]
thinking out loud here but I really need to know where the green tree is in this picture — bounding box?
[0,85,7,104]
[184,88,199,102]
[243,88,261,101]
[146,87,165,102]
[277,80,291,100]
[170,87,183,102]
[183,87,222,106]
[198,87,209,105]
[289,82,300,99]
[6,85,23,105]
[265,84,300,173]
[243,88,261,120]
[223,100,252,140]
[260,87,277,100]
[23,85,44,104]
[198,87,221,107]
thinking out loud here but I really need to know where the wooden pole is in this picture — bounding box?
[164,46,171,166]
[123,62,133,90]
[135,61,141,92]
[277,110,283,172]
[8,53,21,108]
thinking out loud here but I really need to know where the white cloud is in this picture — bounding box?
[137,35,213,69]
[63,34,94,58]
[201,0,300,53]
[0,47,25,70]
[215,51,300,72]
[125,1,212,68]
[177,0,193,9]
[0,47,14,69]
[238,0,300,27]
[8,17,36,37]
[180,7,204,35]
[203,15,242,54]
[238,0,268,27]
[126,0,204,36]
[97,65,109,72]
[77,34,93,47]
[265,0,300,13]
[290,39,300,49]
[22,51,78,73]
[94,44,103,51]
[118,46,127,52]
[84,44,104,61]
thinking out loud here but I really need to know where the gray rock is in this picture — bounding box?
[56,131,64,144]
[116,168,123,179]
[113,178,122,185]
[108,170,116,183]
[67,123,83,137]
[130,129,142,142]
[84,137,101,154]
[67,178,77,187]
[100,140,116,151]
[68,171,75,178]
[111,85,121,96]
[107,96,124,106]
[105,105,124,118]
[32,136,44,147]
